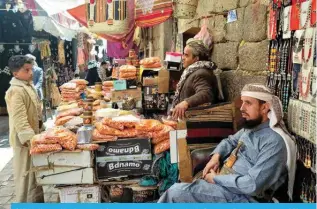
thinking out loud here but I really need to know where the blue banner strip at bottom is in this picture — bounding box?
[11,203,317,209]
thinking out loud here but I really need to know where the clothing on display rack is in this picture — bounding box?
[0,8,34,43]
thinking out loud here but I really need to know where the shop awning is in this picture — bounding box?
[135,0,173,28]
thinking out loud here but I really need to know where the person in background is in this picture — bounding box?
[85,60,101,86]
[78,64,87,79]
[25,54,43,100]
[170,39,218,120]
[5,55,44,202]
[158,84,296,203]
[98,61,112,81]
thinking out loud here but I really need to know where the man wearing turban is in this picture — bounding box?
[159,83,296,203]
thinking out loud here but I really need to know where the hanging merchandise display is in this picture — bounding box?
[283,6,292,39]
[268,0,281,40]
[68,0,136,45]
[292,30,305,64]
[58,40,66,65]
[135,0,173,27]
[299,28,315,102]
[311,0,317,26]
[173,0,198,19]
[268,0,316,202]
[290,0,301,31]
[86,0,129,35]
[300,0,311,29]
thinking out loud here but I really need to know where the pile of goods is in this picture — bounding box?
[135,119,174,154]
[94,116,175,154]
[59,79,87,102]
[102,81,114,98]
[119,65,137,80]
[140,57,162,69]
[86,87,103,100]
[30,127,99,155]
[55,102,83,128]
[92,99,102,112]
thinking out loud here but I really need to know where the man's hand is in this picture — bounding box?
[172,101,189,120]
[202,153,221,178]
[204,169,217,184]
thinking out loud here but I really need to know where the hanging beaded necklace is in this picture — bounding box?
[299,69,311,99]
[302,37,313,69]
[269,0,281,40]
[300,1,312,29]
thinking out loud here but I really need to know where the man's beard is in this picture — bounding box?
[240,116,263,129]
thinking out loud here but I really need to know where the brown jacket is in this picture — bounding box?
[179,68,218,108]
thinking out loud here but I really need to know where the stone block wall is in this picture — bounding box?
[178,0,270,73]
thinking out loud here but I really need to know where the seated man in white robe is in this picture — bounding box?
[158,83,296,203]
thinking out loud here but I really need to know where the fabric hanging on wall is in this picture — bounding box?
[107,28,138,58]
[135,0,173,27]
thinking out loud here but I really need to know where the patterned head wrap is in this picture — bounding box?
[241,83,297,200]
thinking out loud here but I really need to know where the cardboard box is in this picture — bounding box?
[95,138,152,179]
[158,68,170,93]
[140,67,169,93]
[111,88,142,102]
[36,167,94,185]
[32,150,92,168]
[58,185,101,203]
[130,186,158,203]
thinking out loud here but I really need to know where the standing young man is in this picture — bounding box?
[5,55,44,202]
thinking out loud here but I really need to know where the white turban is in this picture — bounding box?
[241,83,297,201]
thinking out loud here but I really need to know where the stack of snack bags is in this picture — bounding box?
[59,79,87,102]
[70,79,88,91]
[60,83,80,102]
[95,116,174,154]
[55,102,83,126]
[135,119,174,154]
[140,57,162,69]
[102,81,114,99]
[95,115,139,138]
[30,127,99,155]
[119,65,137,80]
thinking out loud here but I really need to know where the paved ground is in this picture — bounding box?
[0,116,59,207]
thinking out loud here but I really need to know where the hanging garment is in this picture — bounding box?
[49,35,59,60]
[58,40,66,65]
[64,40,73,67]
[39,41,51,60]
[0,9,34,43]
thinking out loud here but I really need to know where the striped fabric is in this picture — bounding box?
[135,0,173,27]
[87,0,127,23]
